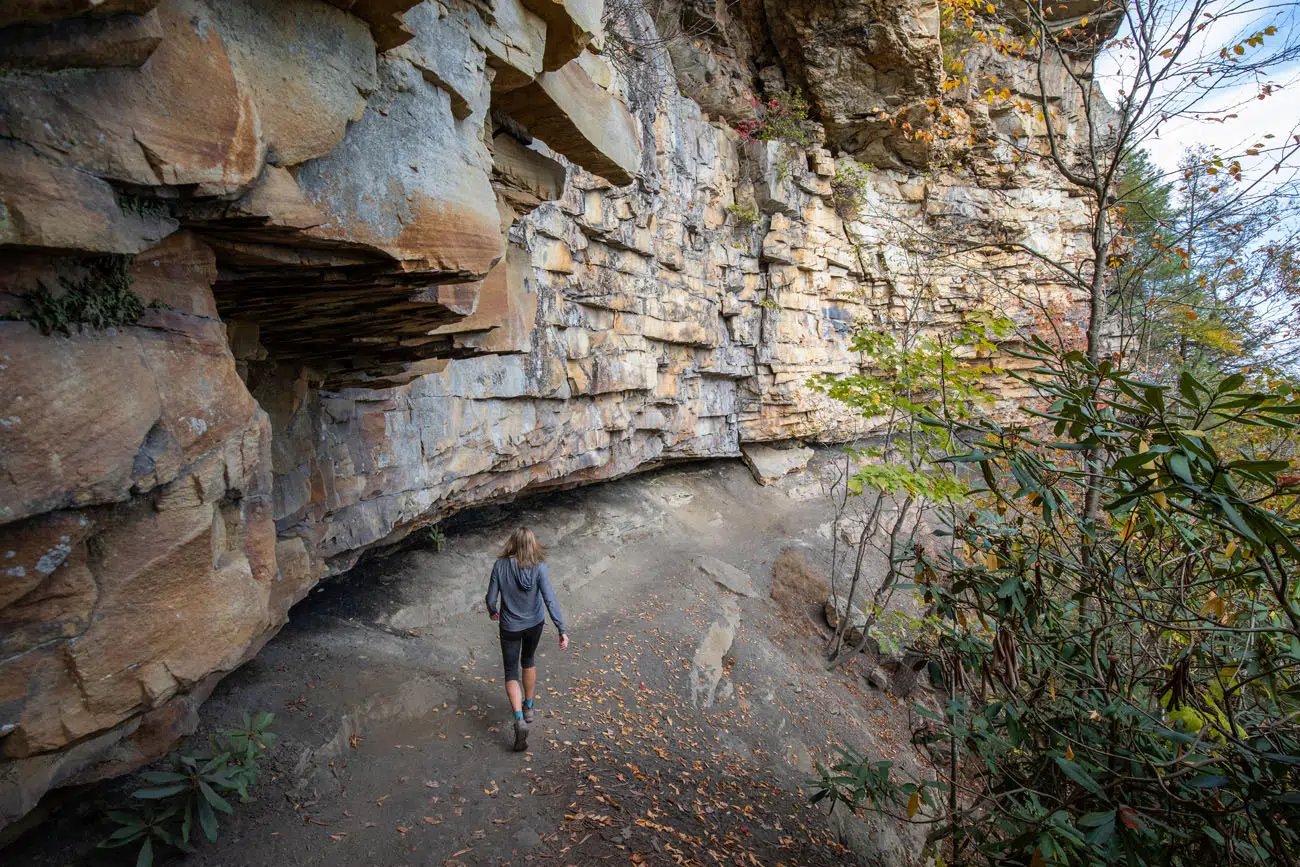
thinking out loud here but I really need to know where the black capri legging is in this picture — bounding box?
[499,622,544,682]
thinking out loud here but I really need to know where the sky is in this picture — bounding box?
[1092,0,1300,176]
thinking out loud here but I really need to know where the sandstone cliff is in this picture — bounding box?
[0,0,1093,830]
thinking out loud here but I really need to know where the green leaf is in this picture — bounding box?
[199,779,234,814]
[1077,810,1116,827]
[1188,774,1228,788]
[1168,453,1193,484]
[1216,497,1262,543]
[1055,757,1107,798]
[136,836,154,867]
[1179,372,1204,408]
[1155,726,1197,744]
[1217,374,1245,393]
[99,828,145,848]
[133,784,188,800]
[106,810,147,828]
[1227,459,1290,473]
[1083,813,1115,846]
[198,795,219,842]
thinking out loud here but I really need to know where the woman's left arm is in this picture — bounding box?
[485,560,501,621]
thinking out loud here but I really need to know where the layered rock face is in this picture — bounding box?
[0,0,1093,830]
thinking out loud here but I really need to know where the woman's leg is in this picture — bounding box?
[519,623,544,705]
[499,628,524,713]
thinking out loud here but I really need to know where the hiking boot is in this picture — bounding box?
[512,718,530,752]
[523,704,536,724]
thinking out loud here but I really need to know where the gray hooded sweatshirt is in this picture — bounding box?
[486,558,565,634]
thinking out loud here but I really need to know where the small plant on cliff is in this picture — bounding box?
[423,523,447,552]
[726,201,761,228]
[13,255,147,336]
[100,712,278,866]
[118,193,171,220]
[734,90,817,148]
[829,163,872,220]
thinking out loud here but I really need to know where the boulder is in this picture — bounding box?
[824,592,871,646]
[741,443,814,485]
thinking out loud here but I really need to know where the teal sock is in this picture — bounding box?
[514,710,523,721]
[524,698,533,709]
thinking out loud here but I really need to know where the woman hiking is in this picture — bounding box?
[485,527,569,751]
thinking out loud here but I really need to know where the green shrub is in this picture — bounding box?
[100,712,278,866]
[813,336,1300,866]
[726,201,761,228]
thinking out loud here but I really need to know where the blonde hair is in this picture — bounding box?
[501,527,545,567]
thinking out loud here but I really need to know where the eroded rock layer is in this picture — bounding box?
[0,0,1092,829]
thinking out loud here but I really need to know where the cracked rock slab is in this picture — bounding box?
[696,555,757,597]
[741,443,814,485]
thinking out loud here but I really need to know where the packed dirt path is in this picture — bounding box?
[13,456,928,866]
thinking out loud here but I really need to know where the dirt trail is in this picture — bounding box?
[13,457,927,866]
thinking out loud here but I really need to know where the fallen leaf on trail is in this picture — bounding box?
[376,794,390,806]
[424,816,443,824]
[349,733,363,749]
[425,780,440,788]
[328,834,347,841]
[397,826,411,835]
